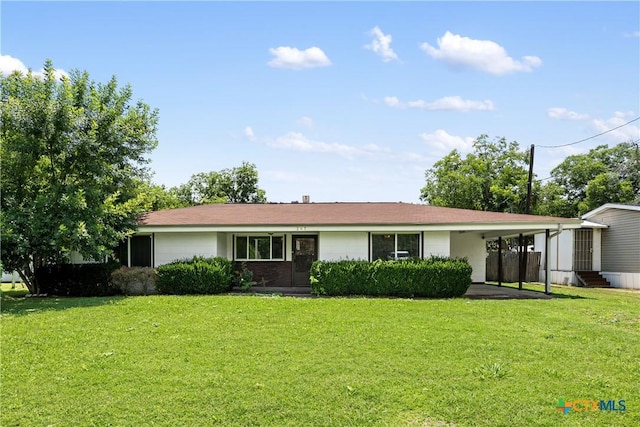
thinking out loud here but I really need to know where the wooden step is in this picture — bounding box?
[576,271,611,288]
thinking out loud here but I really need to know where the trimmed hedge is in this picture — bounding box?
[310,257,472,298]
[35,262,121,297]
[155,256,233,295]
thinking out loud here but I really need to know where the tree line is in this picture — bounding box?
[420,134,640,218]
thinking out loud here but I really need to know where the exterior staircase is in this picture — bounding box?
[576,271,611,288]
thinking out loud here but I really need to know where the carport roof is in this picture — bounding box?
[138,202,580,228]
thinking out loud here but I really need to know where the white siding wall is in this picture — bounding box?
[318,232,369,261]
[536,229,575,284]
[217,232,229,259]
[556,230,574,271]
[450,232,486,283]
[535,229,614,286]
[2,271,21,282]
[423,231,450,258]
[601,272,640,290]
[591,208,640,273]
[592,228,602,271]
[154,232,217,267]
[545,271,576,286]
[68,251,102,264]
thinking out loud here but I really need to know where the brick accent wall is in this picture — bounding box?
[237,261,293,287]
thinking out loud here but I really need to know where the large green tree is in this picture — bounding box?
[135,180,185,211]
[537,142,640,217]
[171,161,267,206]
[1,61,159,292]
[420,135,535,213]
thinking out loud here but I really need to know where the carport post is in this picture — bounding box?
[545,229,551,295]
[518,234,523,290]
[497,236,503,287]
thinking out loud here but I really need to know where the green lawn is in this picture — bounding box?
[2,284,638,426]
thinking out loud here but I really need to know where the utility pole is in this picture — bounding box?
[526,144,535,214]
[520,144,535,290]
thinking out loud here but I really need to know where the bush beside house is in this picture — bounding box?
[155,256,233,295]
[110,267,158,295]
[310,257,472,298]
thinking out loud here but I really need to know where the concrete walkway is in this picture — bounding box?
[463,284,552,300]
[234,283,552,299]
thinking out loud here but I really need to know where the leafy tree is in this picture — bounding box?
[578,172,634,214]
[1,61,158,292]
[420,134,535,213]
[136,180,186,211]
[171,161,267,206]
[537,142,640,217]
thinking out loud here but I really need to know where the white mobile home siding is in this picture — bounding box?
[535,230,575,285]
[154,232,217,267]
[590,209,640,273]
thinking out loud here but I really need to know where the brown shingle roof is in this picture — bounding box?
[138,202,577,227]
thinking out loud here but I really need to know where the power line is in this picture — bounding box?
[537,116,640,148]
[533,138,640,183]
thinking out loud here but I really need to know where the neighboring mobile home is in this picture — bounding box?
[125,202,581,288]
[534,203,640,289]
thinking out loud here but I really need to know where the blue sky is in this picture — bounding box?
[2,1,639,203]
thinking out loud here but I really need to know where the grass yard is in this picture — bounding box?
[1,284,638,426]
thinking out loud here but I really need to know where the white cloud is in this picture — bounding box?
[362,143,391,153]
[591,111,639,142]
[0,54,28,75]
[243,126,256,141]
[420,31,542,75]
[383,96,402,108]
[385,95,494,112]
[365,26,399,62]
[267,46,331,70]
[297,116,315,129]
[0,54,68,80]
[268,132,396,159]
[420,129,475,154]
[262,170,317,184]
[624,31,640,38]
[269,132,362,158]
[547,107,589,121]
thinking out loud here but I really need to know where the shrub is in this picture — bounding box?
[36,261,121,297]
[155,256,233,295]
[234,262,257,291]
[310,257,472,298]
[111,267,157,296]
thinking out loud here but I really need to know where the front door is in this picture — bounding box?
[573,229,593,271]
[292,235,317,286]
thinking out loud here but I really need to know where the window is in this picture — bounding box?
[113,236,152,267]
[235,235,285,260]
[371,233,420,260]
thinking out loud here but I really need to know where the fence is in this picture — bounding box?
[486,251,540,282]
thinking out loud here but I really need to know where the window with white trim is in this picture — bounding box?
[371,233,420,260]
[235,235,284,260]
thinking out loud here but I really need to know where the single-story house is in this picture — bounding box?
[534,203,640,289]
[124,202,581,292]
